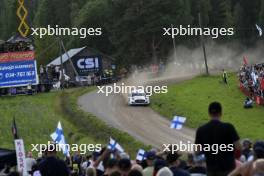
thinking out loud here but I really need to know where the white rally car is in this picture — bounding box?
[128,89,150,106]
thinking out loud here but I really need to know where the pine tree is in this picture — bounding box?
[1,0,19,39]
[191,0,211,26]
[259,0,264,24]
[209,0,234,27]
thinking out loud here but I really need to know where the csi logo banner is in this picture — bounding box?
[74,56,102,75]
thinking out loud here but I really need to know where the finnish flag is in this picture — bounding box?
[107,137,124,153]
[136,149,146,161]
[50,121,70,156]
[170,116,186,130]
[256,24,263,37]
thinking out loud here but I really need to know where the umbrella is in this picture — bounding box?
[0,148,16,169]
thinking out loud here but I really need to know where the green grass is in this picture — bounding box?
[0,87,147,157]
[151,74,264,141]
[0,91,83,150]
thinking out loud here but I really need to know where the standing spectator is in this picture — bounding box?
[55,66,60,80]
[223,69,228,84]
[166,152,189,176]
[195,102,241,176]
[81,155,92,172]
[39,65,44,78]
[142,151,156,176]
[25,152,36,176]
[38,144,69,176]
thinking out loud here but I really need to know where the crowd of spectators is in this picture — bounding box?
[239,63,264,99]
[0,41,33,53]
[1,102,264,176]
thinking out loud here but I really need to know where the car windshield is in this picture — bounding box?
[132,93,145,96]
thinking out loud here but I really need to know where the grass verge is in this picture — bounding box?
[150,74,264,141]
[0,87,147,156]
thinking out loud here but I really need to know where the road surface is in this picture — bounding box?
[78,78,195,148]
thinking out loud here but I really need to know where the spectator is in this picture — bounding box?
[228,141,264,176]
[185,154,194,170]
[110,171,122,176]
[166,152,190,176]
[156,167,173,176]
[38,144,69,176]
[104,159,119,176]
[223,69,228,84]
[128,170,143,176]
[142,151,156,176]
[188,154,206,176]
[239,63,264,100]
[241,139,254,162]
[252,159,264,175]
[244,97,253,109]
[131,164,143,173]
[55,66,60,80]
[39,65,44,78]
[86,167,96,176]
[195,102,241,176]
[25,151,36,176]
[118,158,131,176]
[153,159,167,176]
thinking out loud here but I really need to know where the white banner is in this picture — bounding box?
[14,139,27,176]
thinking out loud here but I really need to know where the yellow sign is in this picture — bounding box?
[16,0,30,37]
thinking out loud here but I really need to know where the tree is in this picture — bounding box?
[191,0,211,26]
[209,0,234,27]
[259,0,264,24]
[235,0,261,44]
[34,0,59,65]
[0,0,19,39]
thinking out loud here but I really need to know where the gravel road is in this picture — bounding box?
[78,77,195,148]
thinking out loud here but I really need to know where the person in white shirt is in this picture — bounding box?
[25,152,36,176]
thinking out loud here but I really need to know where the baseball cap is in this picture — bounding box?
[254,141,264,151]
[145,151,156,160]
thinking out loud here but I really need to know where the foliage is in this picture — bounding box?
[0,0,264,67]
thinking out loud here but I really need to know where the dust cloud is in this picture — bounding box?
[127,40,264,85]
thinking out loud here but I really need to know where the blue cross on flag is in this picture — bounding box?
[136,149,146,161]
[170,116,186,130]
[107,137,124,153]
[50,121,70,156]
